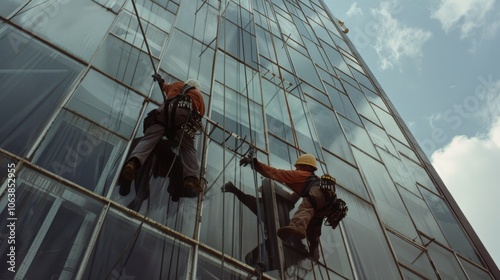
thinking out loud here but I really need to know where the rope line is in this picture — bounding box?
[105,110,193,280]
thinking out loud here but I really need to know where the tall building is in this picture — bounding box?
[1,0,498,279]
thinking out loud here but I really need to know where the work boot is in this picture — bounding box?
[121,158,139,181]
[184,177,203,194]
[277,226,307,240]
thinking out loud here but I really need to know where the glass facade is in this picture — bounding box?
[1,0,498,279]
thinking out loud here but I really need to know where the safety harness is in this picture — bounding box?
[143,84,202,140]
[299,174,348,230]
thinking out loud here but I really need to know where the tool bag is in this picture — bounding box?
[319,174,348,229]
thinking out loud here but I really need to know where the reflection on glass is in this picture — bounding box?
[0,26,82,156]
[459,257,494,280]
[338,115,378,159]
[200,143,259,262]
[175,1,218,45]
[161,29,214,94]
[66,69,143,138]
[112,10,167,58]
[0,168,103,280]
[262,78,294,144]
[93,35,158,95]
[83,208,191,279]
[339,188,401,279]
[210,82,265,149]
[387,232,438,280]
[197,250,255,279]
[12,0,114,61]
[425,239,468,280]
[323,151,368,199]
[353,148,418,239]
[421,188,481,263]
[33,110,126,195]
[399,187,448,245]
[305,97,354,163]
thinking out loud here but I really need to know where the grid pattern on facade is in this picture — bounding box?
[0,0,497,279]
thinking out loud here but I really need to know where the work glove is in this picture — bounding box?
[152,73,164,84]
[239,156,256,167]
[221,181,237,193]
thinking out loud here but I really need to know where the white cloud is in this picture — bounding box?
[346,2,363,17]
[431,0,495,39]
[370,2,432,70]
[431,117,500,267]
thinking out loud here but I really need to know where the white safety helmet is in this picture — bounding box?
[185,79,201,91]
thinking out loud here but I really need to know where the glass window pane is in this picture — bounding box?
[460,257,494,280]
[288,47,322,90]
[0,26,83,156]
[399,187,448,245]
[12,0,114,61]
[269,135,297,169]
[111,10,167,58]
[373,105,409,145]
[426,239,468,280]
[343,82,381,126]
[320,220,354,279]
[0,168,103,280]
[338,115,378,159]
[125,0,175,31]
[287,94,322,158]
[210,82,265,150]
[339,188,401,279]
[93,34,158,95]
[377,147,420,195]
[323,151,369,200]
[197,249,256,279]
[387,232,438,280]
[363,118,398,156]
[200,143,260,263]
[66,69,143,138]
[160,29,214,94]
[93,0,126,13]
[262,78,294,144]
[0,0,23,17]
[32,110,126,195]
[402,156,438,193]
[175,2,218,45]
[327,84,362,125]
[303,97,354,163]
[83,208,191,279]
[353,148,419,239]
[421,188,481,263]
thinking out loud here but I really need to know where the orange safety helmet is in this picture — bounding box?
[294,154,317,171]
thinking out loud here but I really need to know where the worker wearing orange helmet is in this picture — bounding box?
[240,153,333,260]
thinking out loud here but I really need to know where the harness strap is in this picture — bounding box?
[164,84,195,139]
[298,174,320,197]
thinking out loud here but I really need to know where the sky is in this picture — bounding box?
[325,0,500,270]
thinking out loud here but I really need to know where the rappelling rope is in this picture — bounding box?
[103,0,196,277]
[104,110,193,280]
[129,0,166,102]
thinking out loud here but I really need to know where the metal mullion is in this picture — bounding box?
[15,198,63,279]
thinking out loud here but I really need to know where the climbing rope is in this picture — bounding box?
[104,109,193,280]
[102,1,197,277]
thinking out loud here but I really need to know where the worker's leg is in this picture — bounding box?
[128,123,165,166]
[172,107,203,192]
[278,186,326,240]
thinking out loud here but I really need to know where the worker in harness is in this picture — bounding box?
[239,153,337,260]
[121,74,205,194]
